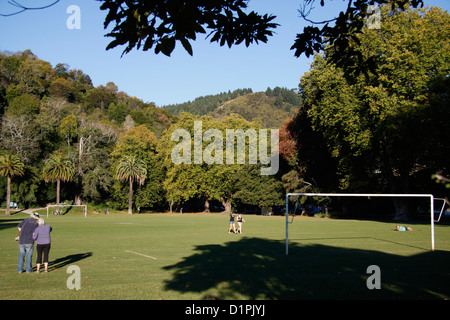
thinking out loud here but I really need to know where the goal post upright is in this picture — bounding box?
[285,192,435,255]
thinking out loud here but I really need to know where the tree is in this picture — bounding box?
[6,93,40,116]
[0,151,24,215]
[159,112,280,212]
[49,77,76,102]
[0,0,60,16]
[99,0,424,77]
[115,155,147,214]
[42,152,75,211]
[86,85,117,111]
[291,5,450,220]
[74,118,119,205]
[100,0,277,57]
[0,114,42,163]
[110,125,163,211]
[233,165,284,209]
[58,114,78,146]
[14,52,53,97]
[159,113,208,211]
[291,0,425,79]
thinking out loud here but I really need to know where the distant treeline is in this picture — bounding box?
[163,87,301,116]
[163,88,253,115]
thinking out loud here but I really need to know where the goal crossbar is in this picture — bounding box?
[46,204,87,218]
[285,193,436,255]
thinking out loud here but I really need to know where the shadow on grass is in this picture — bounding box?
[0,218,23,231]
[48,252,93,271]
[163,237,450,300]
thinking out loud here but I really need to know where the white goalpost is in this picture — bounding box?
[46,204,87,218]
[285,193,439,255]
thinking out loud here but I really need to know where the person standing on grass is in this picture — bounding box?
[228,212,236,234]
[32,218,53,273]
[17,213,39,273]
[236,214,245,234]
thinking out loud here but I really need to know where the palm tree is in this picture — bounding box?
[42,152,75,212]
[115,155,147,214]
[0,152,25,215]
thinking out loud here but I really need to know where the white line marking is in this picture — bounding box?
[124,250,157,260]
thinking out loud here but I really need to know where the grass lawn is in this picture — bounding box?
[1,211,449,300]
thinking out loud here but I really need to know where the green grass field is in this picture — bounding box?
[1,212,449,300]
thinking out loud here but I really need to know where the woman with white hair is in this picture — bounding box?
[32,218,53,273]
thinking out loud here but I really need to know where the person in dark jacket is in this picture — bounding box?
[17,213,39,273]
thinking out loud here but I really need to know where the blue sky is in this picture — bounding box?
[0,0,448,106]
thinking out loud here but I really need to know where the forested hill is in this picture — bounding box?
[163,87,301,128]
[0,50,300,144]
[163,88,253,115]
[0,50,177,138]
[0,50,299,211]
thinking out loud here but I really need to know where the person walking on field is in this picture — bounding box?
[228,213,236,234]
[17,213,39,273]
[236,214,245,234]
[33,218,53,273]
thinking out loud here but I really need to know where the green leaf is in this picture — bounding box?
[180,37,193,56]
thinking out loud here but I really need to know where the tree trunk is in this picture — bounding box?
[5,176,11,216]
[75,135,84,206]
[204,199,210,213]
[128,177,133,214]
[74,194,82,206]
[221,197,232,213]
[56,179,60,213]
[393,198,409,221]
[388,170,410,221]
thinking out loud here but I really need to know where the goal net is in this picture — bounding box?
[285,193,438,255]
[46,204,87,218]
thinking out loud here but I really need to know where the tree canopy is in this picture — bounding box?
[100,0,278,56]
[0,48,290,213]
[99,0,426,78]
[285,5,450,219]
[0,151,24,215]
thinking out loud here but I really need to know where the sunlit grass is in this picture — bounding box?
[1,212,449,300]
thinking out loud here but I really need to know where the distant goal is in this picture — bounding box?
[46,204,87,218]
[285,193,439,255]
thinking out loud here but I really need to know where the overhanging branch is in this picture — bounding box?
[0,0,60,17]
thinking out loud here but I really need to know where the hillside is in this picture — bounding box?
[0,50,176,138]
[210,91,299,128]
[163,87,301,128]
[0,50,299,212]
[163,88,253,116]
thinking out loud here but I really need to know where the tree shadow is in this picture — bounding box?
[162,237,450,299]
[0,218,23,231]
[47,252,93,271]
